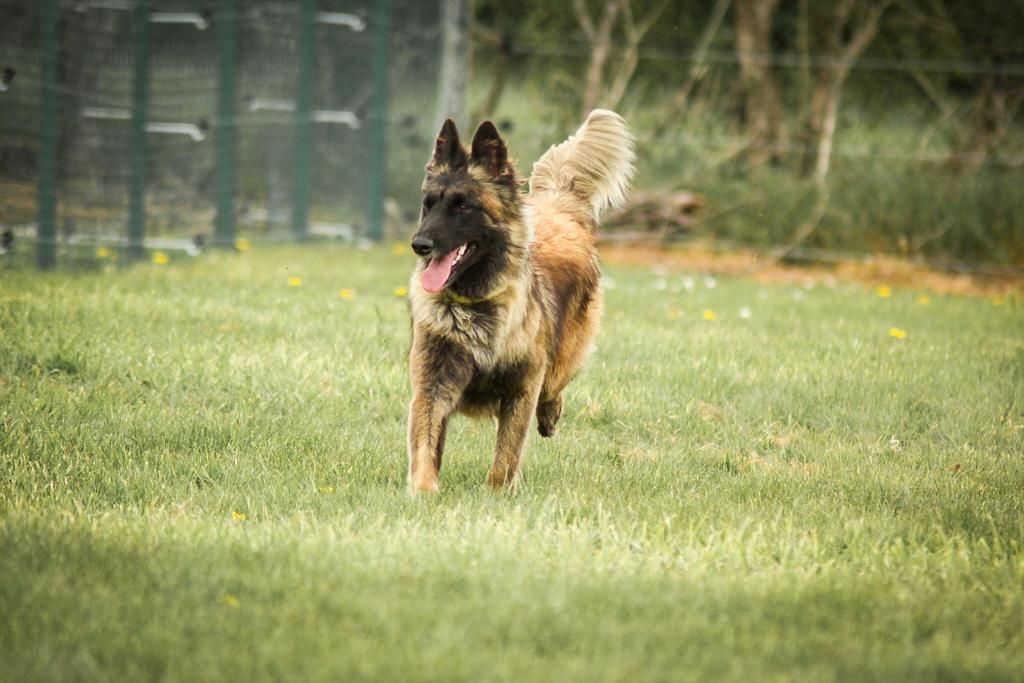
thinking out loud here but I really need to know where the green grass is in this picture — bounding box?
[1,245,1022,682]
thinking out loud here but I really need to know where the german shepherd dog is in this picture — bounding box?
[407,109,634,493]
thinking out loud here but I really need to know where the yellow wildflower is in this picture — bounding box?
[319,486,336,494]
[219,594,241,609]
[235,237,251,252]
[339,288,355,299]
[95,246,110,259]
[288,277,302,287]
[391,242,408,255]
[393,286,408,297]
[231,510,247,521]
[876,284,892,298]
[889,327,907,340]
[702,309,716,321]
[916,294,931,305]
[152,251,169,265]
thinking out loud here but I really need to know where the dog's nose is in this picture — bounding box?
[411,236,434,256]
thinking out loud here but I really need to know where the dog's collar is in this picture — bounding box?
[441,285,508,306]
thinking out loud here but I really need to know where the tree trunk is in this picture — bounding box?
[575,0,623,118]
[814,86,843,182]
[803,75,844,182]
[471,25,511,122]
[436,0,470,129]
[658,0,731,131]
[604,0,669,111]
[573,0,667,118]
[952,74,1024,174]
[799,0,891,180]
[734,0,784,167]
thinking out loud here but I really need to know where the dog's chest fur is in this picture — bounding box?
[410,266,544,374]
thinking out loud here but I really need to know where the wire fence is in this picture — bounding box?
[0,0,440,267]
[1,1,1022,270]
[508,43,1024,77]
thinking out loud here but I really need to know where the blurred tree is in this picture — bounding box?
[798,0,893,181]
[656,0,732,134]
[734,0,784,167]
[437,0,470,128]
[573,0,670,118]
[939,1,1024,173]
[471,6,515,121]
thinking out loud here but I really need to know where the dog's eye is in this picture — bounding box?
[423,197,435,211]
[454,201,470,212]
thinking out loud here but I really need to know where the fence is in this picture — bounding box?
[3,1,1023,271]
[1,0,443,268]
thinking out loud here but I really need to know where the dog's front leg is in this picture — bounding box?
[408,334,472,495]
[407,393,454,494]
[486,372,544,489]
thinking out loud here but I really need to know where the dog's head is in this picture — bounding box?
[411,119,524,298]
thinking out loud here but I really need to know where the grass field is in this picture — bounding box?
[1,244,1022,682]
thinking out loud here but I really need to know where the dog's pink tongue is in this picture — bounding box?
[421,248,459,293]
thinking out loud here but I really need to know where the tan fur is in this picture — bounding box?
[407,111,635,493]
[528,200,603,407]
[529,109,636,219]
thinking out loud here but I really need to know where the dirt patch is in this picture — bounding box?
[600,242,1023,298]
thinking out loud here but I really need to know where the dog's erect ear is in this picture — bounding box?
[428,118,467,171]
[470,121,509,177]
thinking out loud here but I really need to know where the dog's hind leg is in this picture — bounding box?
[535,286,602,438]
[536,394,562,437]
[535,369,571,437]
[434,416,448,472]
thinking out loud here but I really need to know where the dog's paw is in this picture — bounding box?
[486,468,518,490]
[408,471,440,495]
[536,397,562,438]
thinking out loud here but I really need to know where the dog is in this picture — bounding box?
[406,109,634,493]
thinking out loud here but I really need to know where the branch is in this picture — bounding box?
[578,0,625,116]
[823,0,854,53]
[597,0,624,40]
[471,23,502,47]
[770,185,831,263]
[1007,87,1024,123]
[605,49,640,111]
[835,0,857,27]
[573,0,596,43]
[656,0,732,132]
[632,0,670,37]
[910,69,955,117]
[840,0,893,67]
[605,0,669,109]
[914,98,969,157]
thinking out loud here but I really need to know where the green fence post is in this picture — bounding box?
[366,0,391,242]
[215,0,237,247]
[292,0,315,241]
[128,0,151,259]
[37,0,59,269]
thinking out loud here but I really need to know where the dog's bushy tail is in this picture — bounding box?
[528,109,635,222]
